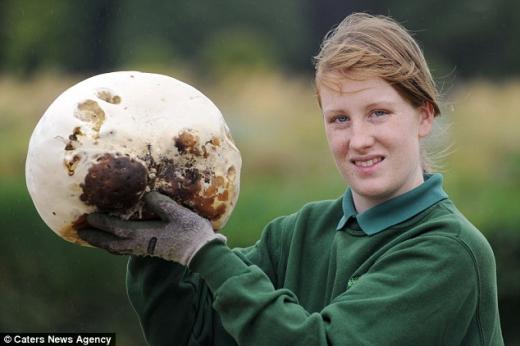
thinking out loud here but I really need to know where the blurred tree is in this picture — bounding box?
[198,27,278,77]
[305,0,520,78]
[305,0,381,64]
[1,0,117,75]
[0,1,6,68]
[108,0,309,73]
[369,0,520,78]
[0,0,519,78]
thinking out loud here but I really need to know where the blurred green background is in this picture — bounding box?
[1,1,519,345]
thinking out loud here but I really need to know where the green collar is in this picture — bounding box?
[337,173,448,235]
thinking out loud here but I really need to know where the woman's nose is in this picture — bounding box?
[349,122,375,151]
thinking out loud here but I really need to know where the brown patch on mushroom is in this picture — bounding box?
[155,160,200,201]
[210,137,221,146]
[217,190,229,201]
[200,137,221,158]
[65,127,83,151]
[96,89,122,104]
[192,196,226,221]
[69,126,82,140]
[80,154,148,212]
[227,165,237,180]
[74,99,106,134]
[205,176,225,196]
[60,225,80,244]
[60,214,89,244]
[174,130,201,155]
[200,146,209,158]
[154,160,228,223]
[64,154,81,176]
[73,213,89,230]
[208,175,231,205]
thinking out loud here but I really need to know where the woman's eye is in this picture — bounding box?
[335,115,349,123]
[372,110,388,117]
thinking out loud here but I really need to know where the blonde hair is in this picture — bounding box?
[314,13,443,171]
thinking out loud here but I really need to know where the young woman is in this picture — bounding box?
[79,13,504,345]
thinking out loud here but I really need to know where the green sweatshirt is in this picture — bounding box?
[126,174,504,345]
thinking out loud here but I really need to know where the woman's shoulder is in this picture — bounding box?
[272,196,343,229]
[299,196,344,216]
[415,198,496,263]
[259,196,343,244]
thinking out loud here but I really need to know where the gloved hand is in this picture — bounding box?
[77,191,226,266]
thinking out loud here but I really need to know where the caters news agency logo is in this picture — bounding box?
[1,333,115,345]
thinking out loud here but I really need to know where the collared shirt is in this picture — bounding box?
[336,173,448,235]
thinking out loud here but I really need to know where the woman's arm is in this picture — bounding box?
[189,235,484,346]
[126,257,218,345]
[126,217,285,346]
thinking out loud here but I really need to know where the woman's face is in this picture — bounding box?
[320,74,434,212]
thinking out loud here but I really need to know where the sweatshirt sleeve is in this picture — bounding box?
[126,256,220,346]
[189,235,481,346]
[125,218,287,346]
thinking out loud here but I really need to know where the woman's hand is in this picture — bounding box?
[77,191,226,266]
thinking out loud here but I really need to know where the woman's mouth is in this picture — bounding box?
[352,156,384,168]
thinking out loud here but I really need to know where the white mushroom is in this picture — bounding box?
[25,71,241,245]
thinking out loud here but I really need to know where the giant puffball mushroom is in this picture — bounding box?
[26,71,241,245]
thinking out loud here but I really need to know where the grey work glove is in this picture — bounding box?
[77,191,227,266]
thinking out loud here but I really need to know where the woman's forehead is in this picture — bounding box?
[319,75,397,100]
[318,71,390,93]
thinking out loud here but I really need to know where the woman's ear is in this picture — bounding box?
[418,101,435,138]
